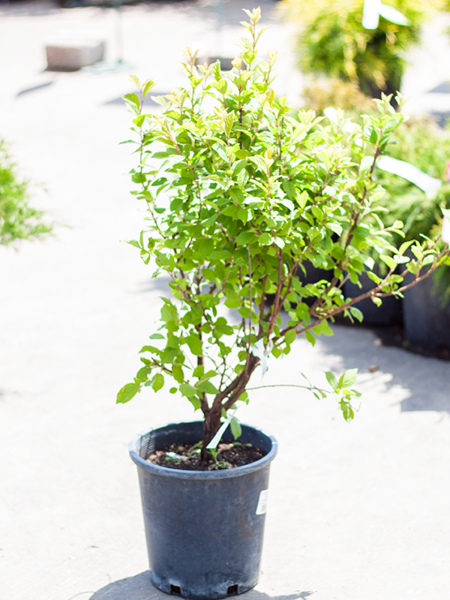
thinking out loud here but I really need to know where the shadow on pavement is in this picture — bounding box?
[318,325,450,414]
[89,571,314,600]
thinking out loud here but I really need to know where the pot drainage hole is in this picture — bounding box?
[227,585,238,596]
[170,585,181,596]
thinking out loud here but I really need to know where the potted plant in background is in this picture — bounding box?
[117,9,449,598]
[375,117,450,352]
[0,141,52,248]
[281,0,444,100]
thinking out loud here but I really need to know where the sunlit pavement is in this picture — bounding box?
[1,2,450,600]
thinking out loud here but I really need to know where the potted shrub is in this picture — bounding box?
[282,0,443,100]
[0,141,52,248]
[375,117,450,351]
[117,9,449,598]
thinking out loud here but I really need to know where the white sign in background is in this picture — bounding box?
[362,0,410,29]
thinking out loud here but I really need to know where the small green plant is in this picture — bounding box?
[117,9,449,461]
[282,0,443,98]
[0,141,52,247]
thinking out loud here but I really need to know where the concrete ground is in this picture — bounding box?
[0,2,450,600]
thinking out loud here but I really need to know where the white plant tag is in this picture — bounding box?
[378,4,411,26]
[256,489,269,515]
[377,156,442,198]
[362,0,410,29]
[443,217,450,245]
[206,406,239,450]
[362,0,381,29]
[252,338,272,382]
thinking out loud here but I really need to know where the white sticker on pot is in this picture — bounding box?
[256,489,269,515]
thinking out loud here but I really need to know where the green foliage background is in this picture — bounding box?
[282,0,444,96]
[0,142,51,247]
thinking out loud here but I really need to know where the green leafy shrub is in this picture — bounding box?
[375,117,450,302]
[377,118,450,240]
[0,142,52,247]
[117,9,449,460]
[282,0,443,98]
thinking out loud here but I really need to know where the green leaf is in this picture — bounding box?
[230,187,245,204]
[284,329,296,344]
[180,383,197,398]
[327,222,343,236]
[172,364,184,383]
[360,155,374,173]
[142,79,156,98]
[132,172,146,183]
[149,333,165,340]
[140,345,160,354]
[196,380,218,394]
[380,255,397,271]
[230,416,242,440]
[338,369,358,389]
[186,335,203,356]
[129,75,141,89]
[123,92,140,108]
[399,240,414,256]
[296,190,309,209]
[349,307,363,322]
[305,330,316,347]
[224,114,234,136]
[296,302,310,324]
[193,365,204,378]
[152,373,164,392]
[189,396,201,411]
[339,400,354,422]
[233,159,247,176]
[249,155,267,172]
[236,231,255,246]
[161,302,178,323]
[259,232,272,246]
[325,371,338,391]
[225,297,242,309]
[116,383,140,404]
[136,367,150,382]
[214,317,234,336]
[313,320,333,337]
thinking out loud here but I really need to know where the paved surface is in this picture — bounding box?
[1,2,450,600]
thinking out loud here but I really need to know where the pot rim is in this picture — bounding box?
[129,420,278,480]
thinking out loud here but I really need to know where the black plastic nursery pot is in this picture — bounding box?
[402,272,450,352]
[129,421,278,600]
[343,271,403,326]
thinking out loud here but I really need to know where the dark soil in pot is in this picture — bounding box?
[148,441,265,471]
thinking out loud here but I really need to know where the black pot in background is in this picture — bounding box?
[343,270,403,326]
[402,271,450,352]
[129,421,278,600]
[265,261,332,307]
[298,262,333,306]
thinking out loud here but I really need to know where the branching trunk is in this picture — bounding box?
[200,354,260,461]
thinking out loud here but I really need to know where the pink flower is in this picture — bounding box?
[442,216,450,245]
